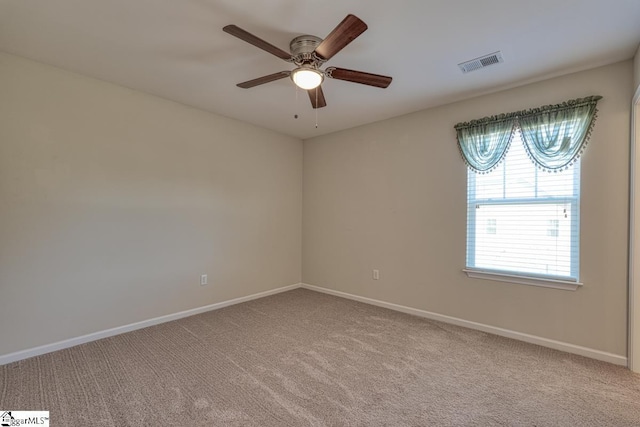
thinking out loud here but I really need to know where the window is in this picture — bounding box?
[456,96,600,289]
[466,132,580,282]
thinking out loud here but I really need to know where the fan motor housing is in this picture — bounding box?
[289,35,322,56]
[289,35,325,66]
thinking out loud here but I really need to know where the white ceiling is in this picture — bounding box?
[1,0,639,139]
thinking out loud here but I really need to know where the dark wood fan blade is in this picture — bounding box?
[326,67,392,88]
[237,71,291,88]
[314,14,367,61]
[223,25,292,61]
[308,86,327,109]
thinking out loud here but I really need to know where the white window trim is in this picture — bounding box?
[463,268,582,291]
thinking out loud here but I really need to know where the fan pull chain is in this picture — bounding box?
[315,89,318,128]
[294,86,299,120]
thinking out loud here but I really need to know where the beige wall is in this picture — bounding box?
[0,53,302,356]
[1,51,633,360]
[303,61,633,356]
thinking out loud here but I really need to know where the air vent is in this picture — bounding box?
[458,51,504,74]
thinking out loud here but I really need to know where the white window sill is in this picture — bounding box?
[463,269,582,291]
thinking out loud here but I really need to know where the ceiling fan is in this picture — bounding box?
[223,14,392,109]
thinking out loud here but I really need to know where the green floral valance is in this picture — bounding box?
[455,96,602,173]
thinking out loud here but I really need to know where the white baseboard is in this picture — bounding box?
[0,283,302,366]
[301,283,627,366]
[3,282,627,367]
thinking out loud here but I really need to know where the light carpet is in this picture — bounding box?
[1,288,640,426]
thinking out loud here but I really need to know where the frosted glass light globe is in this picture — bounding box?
[291,68,323,90]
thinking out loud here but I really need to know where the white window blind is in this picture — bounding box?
[466,132,580,281]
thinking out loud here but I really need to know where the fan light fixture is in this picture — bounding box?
[291,67,324,90]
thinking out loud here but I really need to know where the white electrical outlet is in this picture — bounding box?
[200,274,208,286]
[373,269,379,280]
